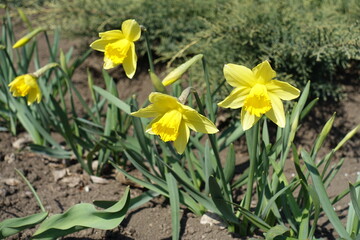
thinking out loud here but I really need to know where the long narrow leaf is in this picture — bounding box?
[302,150,351,239]
[166,173,180,240]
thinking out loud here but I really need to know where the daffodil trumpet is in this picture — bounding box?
[131,92,218,154]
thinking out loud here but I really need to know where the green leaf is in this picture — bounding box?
[0,212,48,238]
[32,186,130,239]
[93,85,130,114]
[349,183,360,220]
[235,205,271,232]
[224,144,235,183]
[264,225,289,240]
[166,173,180,240]
[208,176,239,224]
[260,181,297,220]
[302,150,351,240]
[29,144,72,159]
[311,113,335,158]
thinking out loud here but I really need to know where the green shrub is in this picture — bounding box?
[19,0,360,101]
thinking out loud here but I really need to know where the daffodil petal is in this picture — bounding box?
[218,87,250,109]
[103,56,118,69]
[182,108,218,134]
[241,108,260,131]
[224,64,255,88]
[90,39,114,52]
[148,92,180,113]
[131,104,160,118]
[266,93,285,128]
[145,116,162,134]
[252,60,276,84]
[122,19,141,42]
[123,43,137,79]
[99,30,124,40]
[266,80,300,100]
[173,121,190,154]
[27,87,41,105]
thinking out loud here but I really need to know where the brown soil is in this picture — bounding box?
[1,17,360,240]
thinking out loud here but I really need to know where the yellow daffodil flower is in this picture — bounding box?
[8,74,42,105]
[131,92,219,154]
[90,19,141,79]
[218,60,300,131]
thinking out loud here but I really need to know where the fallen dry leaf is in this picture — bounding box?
[4,178,21,186]
[90,175,110,184]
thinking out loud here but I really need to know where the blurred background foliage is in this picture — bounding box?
[2,0,360,101]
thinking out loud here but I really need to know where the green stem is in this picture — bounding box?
[192,90,231,202]
[142,26,155,73]
[185,148,200,191]
[242,122,260,235]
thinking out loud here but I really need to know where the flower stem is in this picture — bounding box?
[141,26,155,73]
[192,90,232,202]
[242,121,260,235]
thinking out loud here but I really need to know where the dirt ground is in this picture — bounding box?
[1,18,360,239]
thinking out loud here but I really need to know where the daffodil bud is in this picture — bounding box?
[162,54,203,86]
[12,27,45,49]
[33,63,59,78]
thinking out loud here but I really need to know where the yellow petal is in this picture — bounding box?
[122,19,141,42]
[218,87,250,109]
[122,43,137,79]
[99,30,124,40]
[162,54,203,86]
[103,56,118,69]
[224,64,255,88]
[266,80,300,100]
[131,104,159,118]
[148,92,180,113]
[27,87,41,105]
[241,108,260,131]
[266,93,285,128]
[90,39,114,52]
[145,116,162,134]
[252,60,276,84]
[173,121,190,154]
[182,107,218,134]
